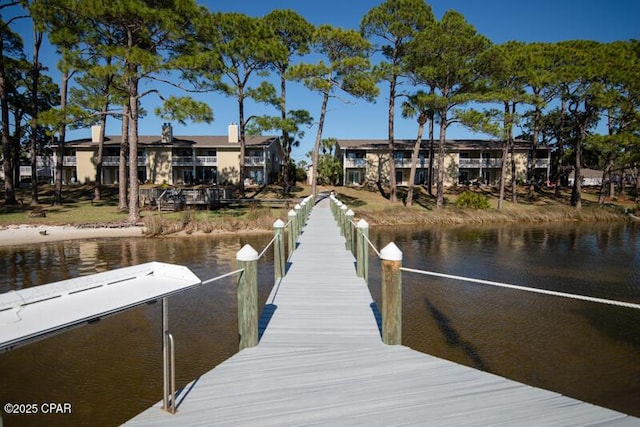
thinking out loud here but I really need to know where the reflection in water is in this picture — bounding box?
[370,221,640,418]
[0,234,274,427]
[0,223,638,425]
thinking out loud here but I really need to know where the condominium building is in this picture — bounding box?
[338,139,552,187]
[52,123,283,186]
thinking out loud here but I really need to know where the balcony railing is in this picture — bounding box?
[63,156,77,166]
[171,156,218,166]
[244,156,264,166]
[535,158,550,167]
[394,158,429,168]
[344,158,367,168]
[459,158,503,168]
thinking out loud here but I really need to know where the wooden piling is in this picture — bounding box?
[273,219,285,281]
[237,245,259,350]
[356,219,369,283]
[380,242,402,345]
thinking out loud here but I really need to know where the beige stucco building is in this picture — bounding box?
[338,139,551,188]
[56,124,283,186]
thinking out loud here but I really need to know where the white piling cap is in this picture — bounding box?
[340,204,348,211]
[335,201,343,207]
[294,204,302,210]
[288,209,296,216]
[237,244,259,261]
[346,209,354,216]
[380,242,402,261]
[273,219,285,228]
[356,219,369,228]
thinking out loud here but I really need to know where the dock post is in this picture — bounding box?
[300,200,307,226]
[380,242,402,345]
[237,245,259,350]
[287,209,297,259]
[273,219,285,281]
[345,209,354,252]
[356,219,369,283]
[295,204,302,233]
[339,204,348,236]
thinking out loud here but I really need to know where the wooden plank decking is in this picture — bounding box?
[125,197,639,426]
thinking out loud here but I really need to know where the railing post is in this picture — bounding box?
[162,297,170,412]
[300,201,307,227]
[273,219,285,281]
[356,219,369,283]
[237,244,259,350]
[345,209,354,252]
[287,209,297,259]
[294,204,302,234]
[339,204,347,236]
[380,242,402,345]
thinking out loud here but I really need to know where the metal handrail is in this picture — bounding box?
[165,332,176,414]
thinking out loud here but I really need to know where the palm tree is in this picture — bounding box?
[401,91,432,207]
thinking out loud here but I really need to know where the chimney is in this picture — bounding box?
[228,123,238,143]
[161,122,173,143]
[91,124,102,143]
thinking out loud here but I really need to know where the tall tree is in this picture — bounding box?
[0,5,25,204]
[193,12,285,197]
[400,90,431,207]
[407,10,490,208]
[79,0,208,223]
[289,25,379,197]
[32,0,86,205]
[27,9,43,205]
[264,9,313,196]
[360,0,434,202]
[556,40,605,209]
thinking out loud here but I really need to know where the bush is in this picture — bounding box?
[455,191,490,209]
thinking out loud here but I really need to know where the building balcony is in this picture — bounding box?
[459,158,503,168]
[395,158,429,168]
[99,156,146,166]
[244,156,264,166]
[63,156,77,166]
[171,156,218,167]
[344,158,367,168]
[535,159,550,167]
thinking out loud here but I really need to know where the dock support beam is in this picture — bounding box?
[356,219,369,283]
[237,245,259,350]
[380,243,402,345]
[273,219,285,281]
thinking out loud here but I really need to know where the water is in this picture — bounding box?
[0,223,638,425]
[368,222,640,418]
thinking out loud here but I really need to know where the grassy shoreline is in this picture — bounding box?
[0,184,634,237]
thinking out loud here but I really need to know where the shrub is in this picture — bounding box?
[455,191,490,209]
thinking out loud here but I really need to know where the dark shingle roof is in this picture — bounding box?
[65,135,278,148]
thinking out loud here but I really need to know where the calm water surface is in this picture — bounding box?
[0,222,638,426]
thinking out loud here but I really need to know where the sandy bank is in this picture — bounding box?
[0,224,145,247]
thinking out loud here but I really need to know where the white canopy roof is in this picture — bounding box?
[0,262,201,352]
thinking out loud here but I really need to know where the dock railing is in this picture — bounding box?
[329,195,640,347]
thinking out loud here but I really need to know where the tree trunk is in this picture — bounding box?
[127,81,140,224]
[598,157,613,206]
[94,108,108,201]
[238,87,246,198]
[387,77,397,202]
[53,69,69,206]
[427,110,434,196]
[406,114,426,207]
[436,110,447,209]
[279,73,291,196]
[528,101,541,200]
[0,19,17,205]
[118,103,129,211]
[311,91,329,199]
[30,29,43,206]
[497,102,510,210]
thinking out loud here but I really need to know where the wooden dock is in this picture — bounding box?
[125,198,639,426]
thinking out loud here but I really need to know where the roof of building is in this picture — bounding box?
[337,138,543,151]
[65,135,279,149]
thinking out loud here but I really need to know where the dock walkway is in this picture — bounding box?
[126,198,639,426]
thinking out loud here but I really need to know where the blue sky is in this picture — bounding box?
[7,0,640,163]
